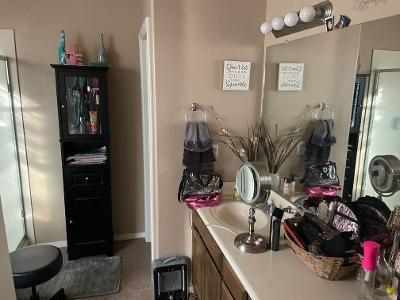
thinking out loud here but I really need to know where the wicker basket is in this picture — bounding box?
[284,232,359,280]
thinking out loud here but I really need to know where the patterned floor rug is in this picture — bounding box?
[16,256,121,299]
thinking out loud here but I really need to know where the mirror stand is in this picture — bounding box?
[235,163,272,254]
[234,204,269,253]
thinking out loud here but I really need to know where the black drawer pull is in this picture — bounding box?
[72,172,103,186]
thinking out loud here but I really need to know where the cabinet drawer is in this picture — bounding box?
[72,171,103,186]
[64,166,109,188]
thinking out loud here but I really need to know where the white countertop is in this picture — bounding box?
[196,193,359,300]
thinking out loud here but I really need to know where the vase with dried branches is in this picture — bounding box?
[209,105,263,163]
[259,118,307,174]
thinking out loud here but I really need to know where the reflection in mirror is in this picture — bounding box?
[353,15,400,209]
[368,155,400,198]
[261,14,400,209]
[236,165,257,204]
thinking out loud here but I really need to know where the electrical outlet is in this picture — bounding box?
[296,141,306,156]
[212,143,219,160]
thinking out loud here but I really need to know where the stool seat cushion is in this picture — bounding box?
[10,245,63,289]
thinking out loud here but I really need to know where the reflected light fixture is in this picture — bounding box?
[260,22,272,34]
[299,6,317,22]
[284,12,299,27]
[260,1,333,38]
[271,17,285,31]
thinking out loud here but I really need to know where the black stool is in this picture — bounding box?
[10,245,63,300]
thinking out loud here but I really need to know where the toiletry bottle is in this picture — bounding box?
[269,207,284,251]
[98,33,108,64]
[375,252,395,297]
[283,177,290,196]
[58,29,66,64]
[358,241,380,299]
[290,174,296,196]
[233,186,241,201]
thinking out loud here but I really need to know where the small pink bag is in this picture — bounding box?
[183,193,222,209]
[304,185,340,198]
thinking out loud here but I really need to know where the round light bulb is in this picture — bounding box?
[299,6,316,23]
[271,17,285,31]
[260,22,272,34]
[284,12,299,27]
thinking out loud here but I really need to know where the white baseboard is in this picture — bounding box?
[38,232,146,248]
[114,232,145,241]
[40,240,68,248]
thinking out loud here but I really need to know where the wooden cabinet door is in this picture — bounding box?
[221,282,234,300]
[222,258,248,300]
[203,248,222,300]
[65,188,113,259]
[192,229,206,299]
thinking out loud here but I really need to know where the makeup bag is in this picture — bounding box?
[178,168,223,208]
[302,161,339,187]
[183,193,222,209]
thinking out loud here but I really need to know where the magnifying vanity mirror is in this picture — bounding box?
[234,163,272,253]
[369,155,400,199]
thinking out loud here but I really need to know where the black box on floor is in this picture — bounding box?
[152,256,188,300]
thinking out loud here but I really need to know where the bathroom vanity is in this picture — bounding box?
[192,194,359,300]
[192,207,248,300]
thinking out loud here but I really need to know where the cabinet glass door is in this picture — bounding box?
[64,76,103,136]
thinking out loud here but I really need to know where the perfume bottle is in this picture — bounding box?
[97,33,108,64]
[358,241,380,299]
[58,29,66,64]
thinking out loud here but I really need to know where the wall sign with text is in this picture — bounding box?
[278,63,304,91]
[223,60,251,91]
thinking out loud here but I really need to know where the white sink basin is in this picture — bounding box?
[209,201,269,234]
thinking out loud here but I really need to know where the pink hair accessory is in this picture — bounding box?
[362,241,380,271]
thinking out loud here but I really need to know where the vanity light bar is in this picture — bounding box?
[260,1,333,38]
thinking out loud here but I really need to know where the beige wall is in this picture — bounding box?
[0,205,16,300]
[263,26,361,190]
[0,0,147,243]
[152,0,266,257]
[266,0,400,46]
[359,14,400,73]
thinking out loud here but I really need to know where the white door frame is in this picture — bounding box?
[139,17,155,250]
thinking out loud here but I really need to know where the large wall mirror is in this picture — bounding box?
[262,14,400,209]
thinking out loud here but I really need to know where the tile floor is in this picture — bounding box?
[79,239,152,300]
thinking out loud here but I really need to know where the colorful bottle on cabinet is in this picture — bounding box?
[98,33,108,65]
[358,241,380,299]
[87,87,100,134]
[58,29,66,64]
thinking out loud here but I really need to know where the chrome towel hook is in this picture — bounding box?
[185,102,207,122]
[315,101,334,120]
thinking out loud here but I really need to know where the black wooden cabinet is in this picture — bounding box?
[51,64,113,259]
